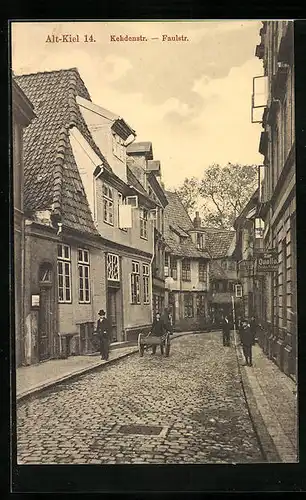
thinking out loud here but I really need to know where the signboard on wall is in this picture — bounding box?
[235,284,243,298]
[256,250,278,273]
[31,294,40,307]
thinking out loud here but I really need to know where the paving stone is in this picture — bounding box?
[17,333,265,464]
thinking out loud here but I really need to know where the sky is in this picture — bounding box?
[11,21,264,190]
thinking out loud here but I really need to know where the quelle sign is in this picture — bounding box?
[256,250,278,272]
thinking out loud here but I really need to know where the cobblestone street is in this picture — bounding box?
[17,333,264,464]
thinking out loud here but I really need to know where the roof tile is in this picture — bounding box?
[14,68,112,236]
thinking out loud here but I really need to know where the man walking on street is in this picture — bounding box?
[161,307,173,335]
[151,312,166,355]
[250,316,257,346]
[239,319,255,366]
[222,315,231,346]
[96,309,112,360]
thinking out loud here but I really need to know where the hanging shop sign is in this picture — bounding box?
[256,249,278,273]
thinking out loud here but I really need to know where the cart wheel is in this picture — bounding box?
[138,333,144,357]
[165,334,170,357]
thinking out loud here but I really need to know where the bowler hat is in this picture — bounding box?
[98,309,105,316]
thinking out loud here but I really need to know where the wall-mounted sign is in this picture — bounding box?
[256,250,278,273]
[31,294,40,307]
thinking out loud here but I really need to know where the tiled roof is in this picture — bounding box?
[15,68,111,236]
[209,260,229,280]
[164,191,209,259]
[165,191,194,232]
[126,166,148,196]
[204,229,236,259]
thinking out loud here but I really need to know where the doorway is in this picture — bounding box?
[107,287,120,342]
[38,263,54,361]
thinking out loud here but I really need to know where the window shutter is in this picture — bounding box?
[119,204,132,228]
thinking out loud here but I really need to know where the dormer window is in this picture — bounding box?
[112,133,125,161]
[197,233,205,250]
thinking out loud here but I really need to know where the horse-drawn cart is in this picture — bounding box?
[138,332,171,357]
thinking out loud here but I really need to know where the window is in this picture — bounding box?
[131,261,140,304]
[182,259,191,281]
[118,193,127,231]
[199,262,207,283]
[140,208,148,239]
[197,233,204,249]
[184,293,194,318]
[103,184,114,225]
[57,244,71,303]
[107,253,120,281]
[143,264,150,304]
[126,195,138,208]
[112,133,125,161]
[78,248,90,303]
[164,253,169,277]
[196,294,206,316]
[171,258,178,280]
[221,260,227,270]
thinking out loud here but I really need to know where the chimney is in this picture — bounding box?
[193,211,202,228]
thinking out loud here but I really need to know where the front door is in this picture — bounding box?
[107,288,118,342]
[38,285,52,360]
[38,263,53,361]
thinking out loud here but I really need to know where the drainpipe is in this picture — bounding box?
[150,223,155,323]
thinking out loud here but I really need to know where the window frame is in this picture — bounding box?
[103,183,114,226]
[182,259,191,282]
[107,253,120,282]
[170,257,178,280]
[196,293,206,316]
[57,244,72,304]
[118,192,128,232]
[143,264,150,305]
[131,260,141,305]
[184,293,194,318]
[199,261,207,283]
[140,207,148,240]
[112,133,125,161]
[78,248,90,304]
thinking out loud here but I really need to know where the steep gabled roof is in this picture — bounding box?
[15,68,112,235]
[204,229,236,259]
[164,191,209,259]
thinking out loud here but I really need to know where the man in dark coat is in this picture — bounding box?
[161,308,173,335]
[239,319,255,366]
[151,312,166,355]
[250,316,257,346]
[96,309,112,360]
[222,315,231,346]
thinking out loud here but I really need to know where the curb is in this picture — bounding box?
[17,348,139,403]
[16,331,195,403]
[232,330,281,462]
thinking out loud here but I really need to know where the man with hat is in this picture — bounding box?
[239,318,255,366]
[96,309,112,360]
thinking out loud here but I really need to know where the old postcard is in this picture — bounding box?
[11,20,297,475]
